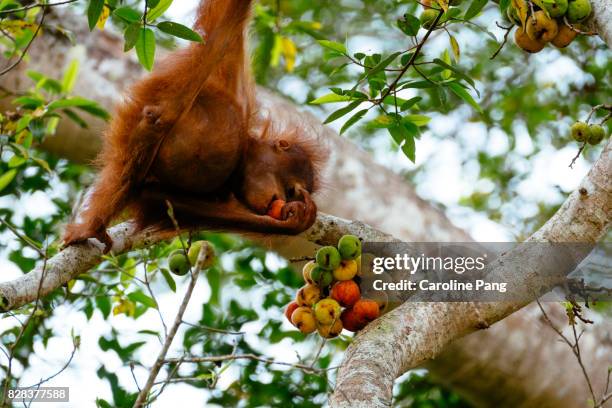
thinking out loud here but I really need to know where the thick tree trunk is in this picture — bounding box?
[1,5,610,407]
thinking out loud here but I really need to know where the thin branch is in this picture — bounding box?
[490,22,513,60]
[0,8,47,76]
[163,354,336,375]
[0,0,78,15]
[132,241,211,407]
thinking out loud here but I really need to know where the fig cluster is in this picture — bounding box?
[570,122,608,145]
[285,235,381,338]
[506,0,592,53]
[167,240,215,276]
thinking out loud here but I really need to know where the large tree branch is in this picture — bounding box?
[0,214,394,311]
[329,140,611,407]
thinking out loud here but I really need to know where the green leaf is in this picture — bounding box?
[124,23,141,51]
[160,268,176,292]
[61,60,79,93]
[403,114,431,126]
[0,169,17,192]
[87,0,105,31]
[96,296,111,318]
[367,51,401,77]
[432,58,477,93]
[309,93,353,105]
[127,291,157,309]
[157,21,203,42]
[449,35,460,62]
[317,40,347,55]
[12,96,44,109]
[135,27,156,71]
[400,96,422,111]
[113,6,141,23]
[464,0,488,19]
[447,82,482,113]
[397,13,420,36]
[47,96,97,110]
[340,109,368,135]
[147,0,172,22]
[324,100,362,124]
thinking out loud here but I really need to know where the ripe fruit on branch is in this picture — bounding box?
[302,261,316,285]
[296,284,321,307]
[514,27,546,53]
[551,24,579,48]
[267,199,286,219]
[353,299,381,323]
[314,298,342,325]
[333,259,358,281]
[526,11,558,43]
[317,319,343,339]
[341,308,367,332]
[570,121,591,143]
[291,307,317,334]
[187,240,215,269]
[285,301,299,324]
[331,280,361,307]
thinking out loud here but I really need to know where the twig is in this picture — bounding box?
[181,320,245,336]
[569,142,586,169]
[377,9,444,104]
[536,300,598,406]
[0,7,47,76]
[0,218,45,257]
[163,354,335,375]
[132,241,210,407]
[0,0,78,15]
[1,248,49,405]
[490,22,513,60]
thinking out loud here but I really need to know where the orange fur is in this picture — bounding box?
[63,0,327,252]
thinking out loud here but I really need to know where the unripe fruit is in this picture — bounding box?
[338,234,362,260]
[310,265,333,287]
[570,122,591,143]
[526,11,558,43]
[168,250,189,276]
[341,308,367,332]
[317,319,343,339]
[567,0,591,22]
[551,24,579,48]
[330,280,361,307]
[588,124,605,145]
[291,307,317,334]
[187,240,215,269]
[316,246,341,270]
[267,199,286,220]
[313,298,342,325]
[284,301,300,324]
[543,0,568,17]
[302,261,317,284]
[420,9,441,30]
[353,299,380,322]
[514,27,546,53]
[296,284,321,307]
[333,259,358,281]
